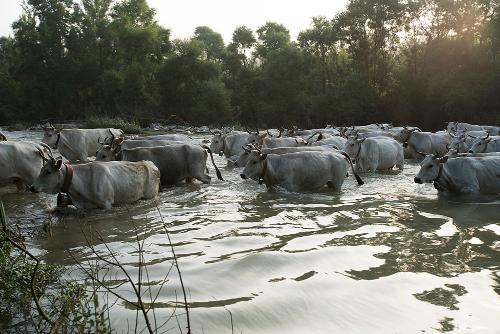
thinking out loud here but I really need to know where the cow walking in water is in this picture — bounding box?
[30,157,160,209]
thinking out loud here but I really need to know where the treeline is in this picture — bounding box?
[0,0,499,129]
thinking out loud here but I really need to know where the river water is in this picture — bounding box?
[1,130,499,333]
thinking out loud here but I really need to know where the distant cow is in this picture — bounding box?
[414,154,500,194]
[468,134,500,153]
[240,150,363,192]
[0,141,51,190]
[0,131,6,141]
[30,159,160,209]
[262,137,307,149]
[394,128,450,159]
[42,126,123,162]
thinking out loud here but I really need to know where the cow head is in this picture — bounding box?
[209,130,224,155]
[240,150,266,181]
[96,137,123,161]
[468,134,491,153]
[448,134,468,153]
[235,144,254,167]
[344,135,361,159]
[394,126,416,143]
[30,158,64,194]
[42,124,61,149]
[414,154,448,184]
[446,122,458,133]
[247,130,267,146]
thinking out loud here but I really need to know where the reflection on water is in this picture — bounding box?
[1,130,499,333]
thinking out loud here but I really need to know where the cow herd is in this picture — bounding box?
[1,121,500,210]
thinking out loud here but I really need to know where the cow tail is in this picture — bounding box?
[340,151,364,185]
[202,145,224,181]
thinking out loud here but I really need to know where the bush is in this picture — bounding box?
[84,116,143,134]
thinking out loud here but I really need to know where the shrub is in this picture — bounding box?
[84,116,143,134]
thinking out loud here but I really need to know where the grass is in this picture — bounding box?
[84,116,144,134]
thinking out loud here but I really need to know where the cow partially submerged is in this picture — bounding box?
[96,138,223,185]
[240,150,363,192]
[394,127,450,159]
[345,136,404,171]
[209,130,251,160]
[0,141,51,190]
[414,154,500,194]
[42,125,123,162]
[235,144,338,167]
[30,158,160,209]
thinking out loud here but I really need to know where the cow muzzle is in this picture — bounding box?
[414,177,422,184]
[29,185,38,193]
[468,150,473,153]
[240,174,246,179]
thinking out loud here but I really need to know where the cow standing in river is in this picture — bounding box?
[42,125,123,162]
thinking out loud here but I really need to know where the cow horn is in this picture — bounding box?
[242,145,251,153]
[468,134,478,139]
[484,133,490,140]
[278,128,283,138]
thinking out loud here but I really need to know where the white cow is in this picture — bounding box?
[30,159,160,209]
[112,144,223,185]
[235,145,338,167]
[345,136,404,172]
[414,154,500,194]
[446,122,484,133]
[210,131,250,161]
[95,138,176,161]
[468,134,500,153]
[262,137,307,149]
[132,134,192,142]
[309,136,347,150]
[394,128,450,159]
[42,126,123,162]
[240,150,363,191]
[0,141,51,190]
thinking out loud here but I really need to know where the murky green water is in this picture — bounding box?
[1,130,499,333]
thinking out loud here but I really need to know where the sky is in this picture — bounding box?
[0,0,348,43]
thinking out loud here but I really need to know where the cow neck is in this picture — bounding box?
[55,133,61,148]
[258,159,268,185]
[61,163,73,193]
[355,144,363,163]
[433,163,445,190]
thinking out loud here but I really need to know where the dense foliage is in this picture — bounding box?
[0,0,499,129]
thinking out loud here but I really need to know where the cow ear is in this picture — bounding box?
[438,156,449,164]
[260,154,268,160]
[55,159,63,169]
[486,138,492,143]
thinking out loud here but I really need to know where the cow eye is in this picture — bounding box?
[45,171,51,175]
[427,165,433,169]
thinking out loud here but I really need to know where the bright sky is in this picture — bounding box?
[0,0,348,43]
